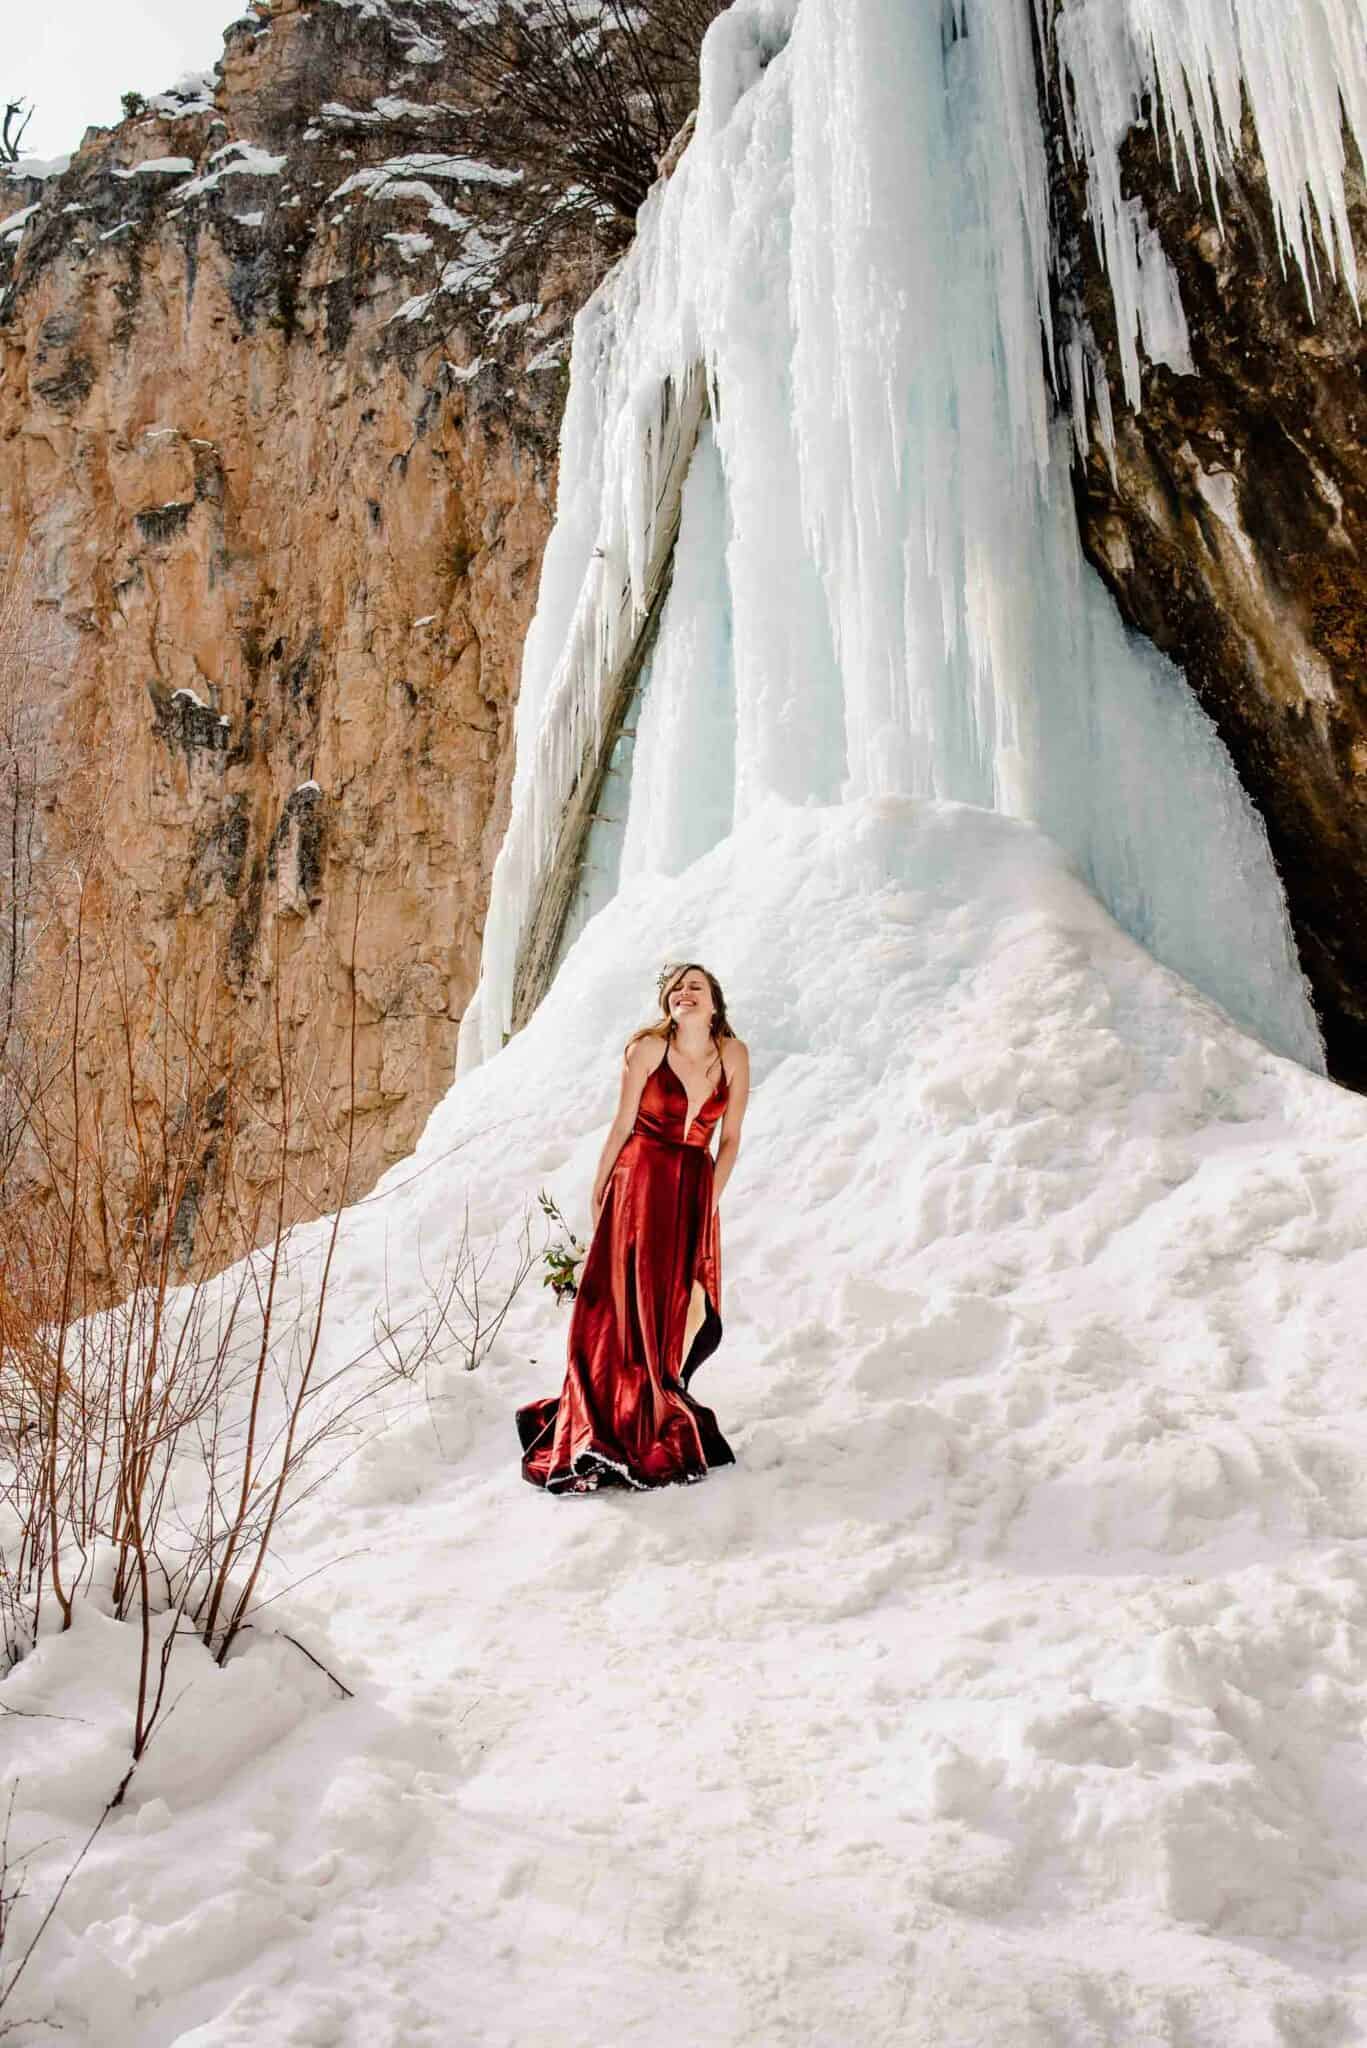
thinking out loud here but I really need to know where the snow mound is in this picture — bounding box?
[10,799,1367,2044]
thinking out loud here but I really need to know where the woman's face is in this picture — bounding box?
[667,969,713,1026]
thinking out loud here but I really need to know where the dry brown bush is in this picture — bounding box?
[0,856,536,2017]
[0,553,529,1715]
[457,0,729,245]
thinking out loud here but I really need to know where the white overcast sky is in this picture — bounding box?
[12,0,240,159]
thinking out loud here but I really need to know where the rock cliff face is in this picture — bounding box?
[0,0,603,1264]
[1051,87,1367,1085]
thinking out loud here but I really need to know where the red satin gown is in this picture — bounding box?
[517,1047,736,1491]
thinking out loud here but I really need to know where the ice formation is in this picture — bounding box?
[459,0,1361,1075]
[1054,0,1367,338]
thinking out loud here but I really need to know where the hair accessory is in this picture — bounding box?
[656,961,685,1000]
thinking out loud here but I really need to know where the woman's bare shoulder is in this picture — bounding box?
[722,1037,750,1075]
[624,1032,668,1073]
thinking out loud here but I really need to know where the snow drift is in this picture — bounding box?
[10,799,1367,2044]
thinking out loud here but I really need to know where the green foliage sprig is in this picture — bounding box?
[537,1189,586,1307]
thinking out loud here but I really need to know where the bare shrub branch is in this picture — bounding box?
[457,0,725,241]
[0,103,32,168]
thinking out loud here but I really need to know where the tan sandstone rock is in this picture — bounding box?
[0,0,600,1276]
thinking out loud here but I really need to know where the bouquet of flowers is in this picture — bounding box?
[537,1189,587,1307]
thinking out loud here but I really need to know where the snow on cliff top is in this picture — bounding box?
[8,797,1367,2045]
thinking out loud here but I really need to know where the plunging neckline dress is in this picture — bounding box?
[517,1047,736,1491]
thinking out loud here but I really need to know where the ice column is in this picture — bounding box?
[619,422,738,880]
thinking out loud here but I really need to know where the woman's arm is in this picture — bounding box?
[712,1040,751,1209]
[591,1038,660,1223]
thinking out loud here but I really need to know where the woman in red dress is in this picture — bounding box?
[517,963,751,1493]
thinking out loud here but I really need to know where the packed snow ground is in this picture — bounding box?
[8,798,1367,2046]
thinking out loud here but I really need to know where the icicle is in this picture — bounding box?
[1054,0,1367,328]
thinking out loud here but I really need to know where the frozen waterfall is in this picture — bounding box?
[458,0,1359,1074]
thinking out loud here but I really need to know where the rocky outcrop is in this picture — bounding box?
[1051,89,1367,1084]
[0,0,606,1265]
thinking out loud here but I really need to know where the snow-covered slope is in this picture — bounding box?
[10,798,1367,2045]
